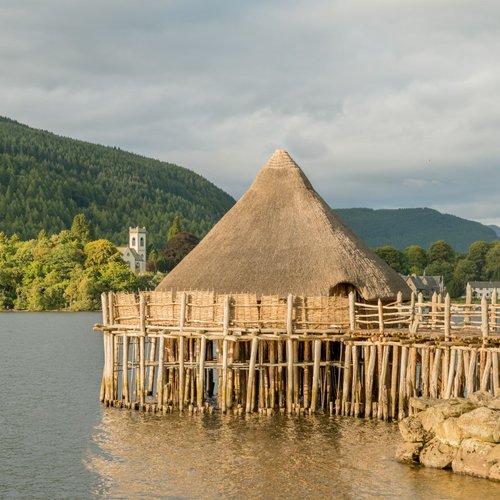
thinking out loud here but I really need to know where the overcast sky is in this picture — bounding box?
[2,0,499,225]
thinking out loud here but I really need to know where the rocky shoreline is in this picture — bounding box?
[396,392,500,481]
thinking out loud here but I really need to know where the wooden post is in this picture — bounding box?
[365,344,376,418]
[303,341,310,409]
[492,288,498,334]
[156,336,165,407]
[492,353,499,397]
[341,344,352,416]
[100,293,108,402]
[390,345,399,420]
[480,351,492,391]
[481,296,489,341]
[378,299,384,335]
[122,334,129,404]
[311,339,321,413]
[398,346,408,420]
[197,336,207,408]
[444,349,456,399]
[348,291,355,332]
[286,294,294,414]
[444,294,451,340]
[454,349,463,398]
[431,292,438,330]
[377,346,389,420]
[139,336,145,406]
[430,348,441,398]
[396,291,403,329]
[466,349,476,396]
[465,283,472,327]
[350,344,359,417]
[409,292,415,325]
[246,337,259,413]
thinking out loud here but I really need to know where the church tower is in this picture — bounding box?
[129,227,147,268]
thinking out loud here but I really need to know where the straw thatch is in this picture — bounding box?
[157,150,411,301]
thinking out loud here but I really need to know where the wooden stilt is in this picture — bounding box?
[246,337,259,413]
[311,339,321,413]
[197,336,207,408]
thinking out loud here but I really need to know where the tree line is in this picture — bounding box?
[0,215,162,311]
[375,240,500,297]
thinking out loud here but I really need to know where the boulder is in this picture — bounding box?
[470,391,493,407]
[436,417,463,447]
[487,398,500,411]
[457,407,500,443]
[399,416,430,443]
[452,438,495,479]
[489,463,500,481]
[395,442,423,464]
[487,444,500,465]
[409,397,441,412]
[433,399,477,418]
[419,438,456,469]
[417,407,446,435]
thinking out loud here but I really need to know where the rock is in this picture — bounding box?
[457,407,500,443]
[395,442,423,464]
[487,444,500,465]
[419,438,457,469]
[470,391,493,407]
[487,398,500,411]
[417,407,446,435]
[436,417,463,446]
[452,438,495,478]
[489,463,500,481]
[433,399,477,418]
[409,397,441,412]
[399,416,430,443]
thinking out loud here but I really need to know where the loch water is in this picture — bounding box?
[0,313,498,499]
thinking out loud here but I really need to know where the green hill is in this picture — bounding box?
[0,117,235,248]
[335,208,497,252]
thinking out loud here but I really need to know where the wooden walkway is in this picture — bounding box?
[95,290,500,419]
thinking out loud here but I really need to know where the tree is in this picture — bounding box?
[70,213,92,244]
[375,246,408,273]
[404,245,427,274]
[484,241,500,280]
[466,241,490,280]
[167,214,182,242]
[159,231,200,272]
[451,259,478,297]
[84,239,121,268]
[428,240,456,264]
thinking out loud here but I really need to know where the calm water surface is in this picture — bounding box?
[0,313,498,499]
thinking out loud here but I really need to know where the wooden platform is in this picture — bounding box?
[95,290,500,419]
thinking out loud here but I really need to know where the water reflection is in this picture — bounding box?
[86,411,499,499]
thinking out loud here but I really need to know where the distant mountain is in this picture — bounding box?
[0,116,235,248]
[489,224,500,237]
[335,208,497,252]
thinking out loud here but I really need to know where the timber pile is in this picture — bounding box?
[95,289,500,419]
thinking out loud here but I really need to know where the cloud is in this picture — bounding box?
[1,0,499,225]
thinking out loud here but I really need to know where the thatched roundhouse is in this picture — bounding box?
[157,150,410,301]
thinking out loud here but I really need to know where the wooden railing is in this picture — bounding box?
[100,289,500,341]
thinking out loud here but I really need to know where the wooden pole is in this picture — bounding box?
[365,344,376,418]
[480,351,492,391]
[378,299,384,335]
[156,336,165,407]
[431,292,438,330]
[341,344,352,416]
[246,337,259,413]
[465,283,472,327]
[430,348,441,398]
[197,336,207,409]
[311,339,321,413]
[444,294,451,340]
[444,348,456,399]
[350,345,359,417]
[398,346,408,420]
[492,353,499,397]
[481,296,489,341]
[122,334,129,404]
[100,293,108,402]
[286,294,294,414]
[390,345,399,420]
[349,291,355,332]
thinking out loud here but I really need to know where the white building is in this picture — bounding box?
[467,281,500,300]
[118,227,147,273]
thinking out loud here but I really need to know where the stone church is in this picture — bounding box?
[118,227,147,273]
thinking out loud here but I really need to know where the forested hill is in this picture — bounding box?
[335,208,497,252]
[0,116,235,248]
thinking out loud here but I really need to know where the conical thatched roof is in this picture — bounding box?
[157,150,410,300]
